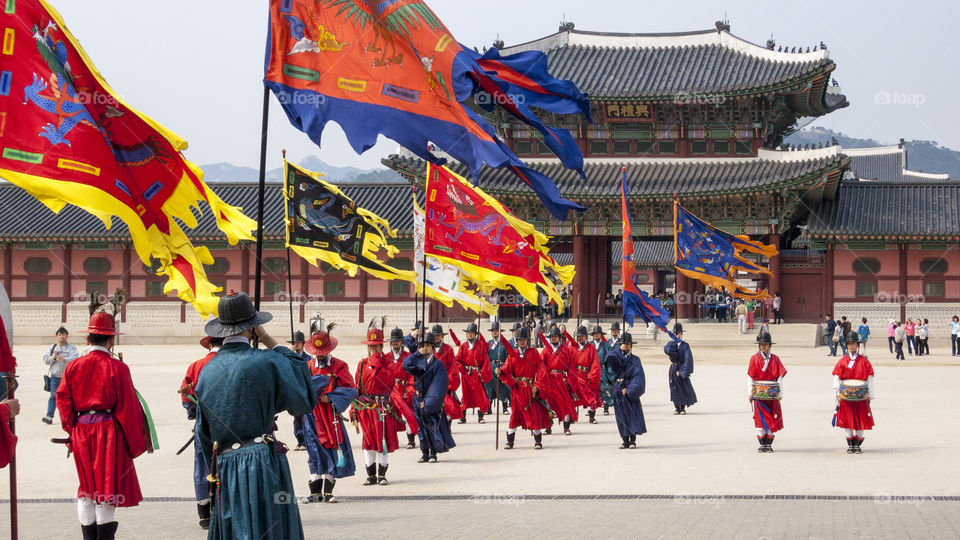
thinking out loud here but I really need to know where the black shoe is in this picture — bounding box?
[294,444,306,451]
[563,421,572,436]
[198,501,212,528]
[428,455,437,463]
[418,455,430,463]
[457,416,467,424]
[757,437,766,453]
[97,522,119,540]
[534,433,543,449]
[505,431,515,449]
[323,478,338,503]
[406,433,416,449]
[845,438,855,454]
[81,524,97,540]
[854,437,863,454]
[363,464,377,485]
[545,427,552,435]
[603,407,609,416]
[619,437,630,449]
[478,412,485,424]
[301,479,322,504]
[377,464,389,485]
[628,435,637,448]
[41,416,53,425]
[588,410,598,424]
[766,436,775,453]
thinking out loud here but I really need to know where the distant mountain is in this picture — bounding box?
[785,127,957,179]
[201,156,402,183]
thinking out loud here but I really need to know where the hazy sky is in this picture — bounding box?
[53,1,957,170]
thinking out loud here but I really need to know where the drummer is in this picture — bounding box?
[831,331,875,454]
[747,329,786,453]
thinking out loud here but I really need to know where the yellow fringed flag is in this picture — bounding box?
[423,163,574,310]
[0,0,255,317]
[283,160,414,281]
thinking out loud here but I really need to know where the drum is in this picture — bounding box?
[839,379,869,401]
[751,380,780,400]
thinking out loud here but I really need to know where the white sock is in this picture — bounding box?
[321,474,333,481]
[507,428,517,435]
[197,498,210,505]
[95,503,115,524]
[844,428,854,438]
[309,474,319,482]
[856,430,864,439]
[533,429,541,435]
[377,452,389,467]
[563,414,571,422]
[77,498,96,526]
[363,449,377,466]
[405,425,412,435]
[756,429,766,437]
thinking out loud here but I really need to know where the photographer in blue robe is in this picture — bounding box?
[196,291,317,540]
[607,333,647,448]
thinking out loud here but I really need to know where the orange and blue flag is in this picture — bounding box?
[620,169,675,339]
[674,201,777,300]
[0,0,256,317]
[264,0,589,220]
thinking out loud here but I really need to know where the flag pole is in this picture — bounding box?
[7,371,17,540]
[282,149,295,342]
[253,86,271,313]
[494,301,500,451]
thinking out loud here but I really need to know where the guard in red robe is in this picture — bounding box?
[538,327,580,435]
[0,310,18,469]
[456,323,493,423]
[570,326,602,423]
[386,327,419,448]
[352,325,403,485]
[832,331,875,454]
[747,329,786,453]
[497,328,551,449]
[301,328,356,504]
[56,312,148,540]
[0,398,17,468]
[179,336,222,529]
[431,325,462,422]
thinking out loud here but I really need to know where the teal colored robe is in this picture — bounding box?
[196,342,317,540]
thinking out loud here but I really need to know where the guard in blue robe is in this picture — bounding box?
[403,340,456,462]
[404,321,423,353]
[664,323,697,414]
[196,292,317,540]
[302,373,357,503]
[590,325,615,414]
[607,333,647,448]
[288,331,310,451]
[484,321,511,414]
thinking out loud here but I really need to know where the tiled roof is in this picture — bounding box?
[384,147,849,199]
[845,146,950,183]
[807,181,960,238]
[610,240,674,267]
[0,182,415,241]
[500,28,843,109]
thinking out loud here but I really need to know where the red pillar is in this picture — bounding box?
[898,242,908,322]
[359,272,368,323]
[300,258,309,324]
[768,234,781,296]
[572,235,585,318]
[121,244,131,323]
[676,271,694,320]
[1,243,10,297]
[240,245,250,294]
[824,243,835,317]
[62,244,72,323]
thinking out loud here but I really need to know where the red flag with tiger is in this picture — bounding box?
[0,1,256,316]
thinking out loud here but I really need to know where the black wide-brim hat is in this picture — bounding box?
[204,291,273,338]
[288,330,306,344]
[844,331,863,344]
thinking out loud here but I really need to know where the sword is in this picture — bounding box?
[176,433,195,456]
[50,437,72,458]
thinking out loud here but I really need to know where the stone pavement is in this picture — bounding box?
[1,326,958,538]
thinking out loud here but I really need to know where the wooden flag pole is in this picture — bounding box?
[2,284,17,540]
[253,86,271,313]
